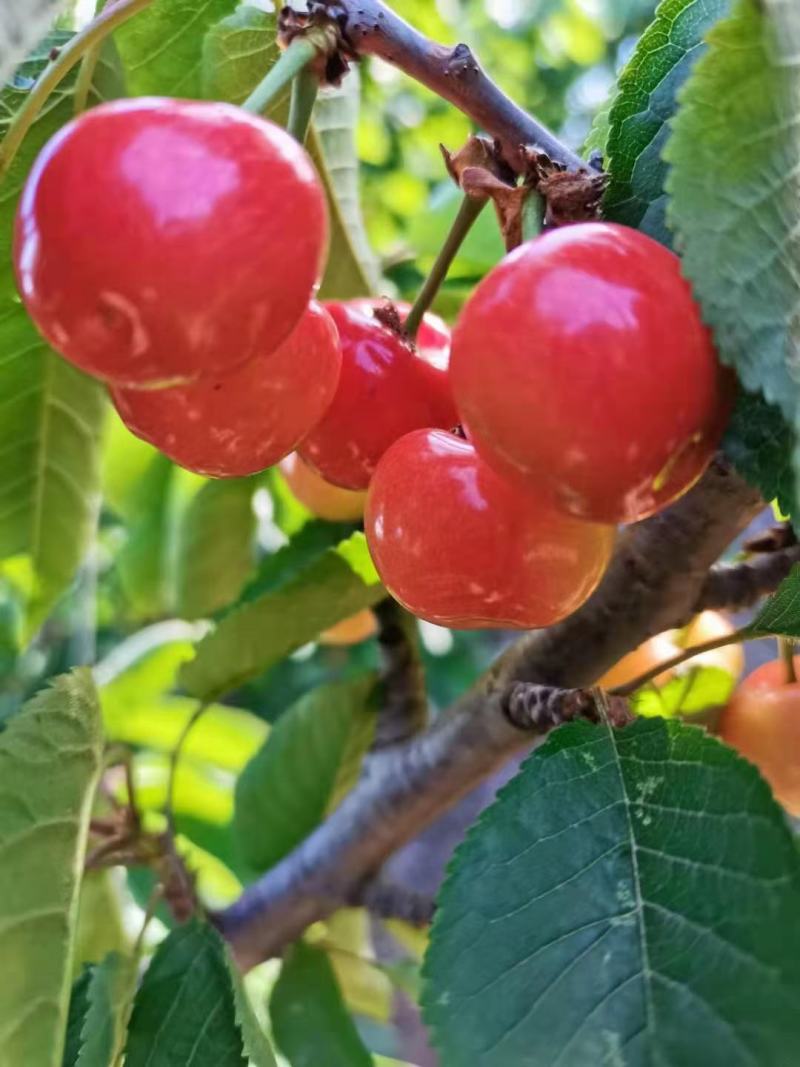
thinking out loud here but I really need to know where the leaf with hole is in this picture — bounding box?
[423,717,800,1066]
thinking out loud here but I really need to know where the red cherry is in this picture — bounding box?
[111,301,340,477]
[365,429,615,629]
[348,298,451,369]
[450,222,733,525]
[298,301,458,490]
[15,98,328,387]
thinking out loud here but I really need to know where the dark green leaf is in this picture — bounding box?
[751,564,800,637]
[234,675,376,872]
[665,0,800,425]
[175,478,257,619]
[423,718,800,1066]
[180,531,384,700]
[270,942,374,1067]
[631,665,736,717]
[63,969,93,1067]
[0,670,104,1067]
[604,0,731,244]
[75,952,138,1067]
[605,0,733,243]
[125,920,257,1066]
[723,391,796,522]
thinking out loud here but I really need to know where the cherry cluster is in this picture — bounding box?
[15,97,733,630]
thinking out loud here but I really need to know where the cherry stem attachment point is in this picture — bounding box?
[241,37,317,118]
[611,625,755,698]
[404,193,487,342]
[780,637,797,684]
[287,64,319,145]
[0,0,153,181]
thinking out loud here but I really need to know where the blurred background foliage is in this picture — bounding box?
[1,0,660,725]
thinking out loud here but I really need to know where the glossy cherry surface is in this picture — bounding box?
[15,97,328,387]
[365,429,615,629]
[349,298,450,369]
[451,222,732,524]
[721,662,800,815]
[298,301,458,490]
[112,301,340,477]
[279,453,367,521]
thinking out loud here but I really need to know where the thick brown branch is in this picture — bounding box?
[314,0,587,175]
[372,598,428,749]
[693,544,800,614]
[356,879,436,925]
[218,456,763,970]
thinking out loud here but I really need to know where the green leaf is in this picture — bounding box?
[234,675,376,872]
[423,718,800,1066]
[0,36,123,633]
[0,670,104,1067]
[631,665,736,717]
[201,4,379,298]
[228,956,278,1067]
[723,391,797,523]
[125,920,271,1066]
[175,477,257,619]
[63,969,93,1067]
[270,942,374,1067]
[665,0,800,426]
[113,452,175,619]
[75,952,138,1067]
[180,530,384,700]
[751,564,800,637]
[115,0,238,99]
[604,0,732,245]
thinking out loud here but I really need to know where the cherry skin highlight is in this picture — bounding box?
[298,301,458,490]
[451,222,733,525]
[15,97,328,387]
[349,298,451,369]
[111,302,340,478]
[365,429,615,629]
[720,664,800,815]
[279,453,367,522]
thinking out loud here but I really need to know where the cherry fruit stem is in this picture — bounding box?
[611,625,755,698]
[241,37,317,117]
[288,64,319,144]
[404,193,487,342]
[780,637,797,683]
[165,701,209,842]
[0,0,153,180]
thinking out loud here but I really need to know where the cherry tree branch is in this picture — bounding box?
[313,0,588,175]
[356,879,436,925]
[217,456,763,970]
[372,599,428,750]
[693,543,800,614]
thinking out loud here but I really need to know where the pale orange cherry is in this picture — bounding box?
[280,453,366,522]
[320,610,378,646]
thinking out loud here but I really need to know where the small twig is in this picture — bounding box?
[693,546,800,614]
[372,599,428,749]
[356,879,436,926]
[404,191,486,341]
[165,701,209,841]
[611,626,755,698]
